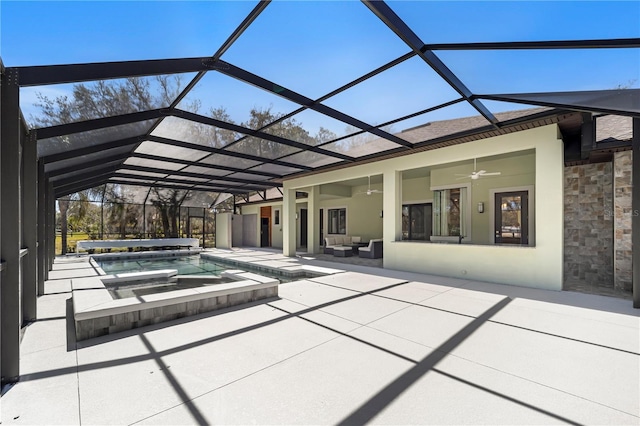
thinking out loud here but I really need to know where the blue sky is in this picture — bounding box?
[2,1,639,131]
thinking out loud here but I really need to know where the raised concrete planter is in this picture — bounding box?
[76,238,199,252]
[72,270,278,341]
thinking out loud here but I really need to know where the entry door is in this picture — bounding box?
[300,209,308,247]
[260,206,271,247]
[495,191,528,245]
[260,218,270,247]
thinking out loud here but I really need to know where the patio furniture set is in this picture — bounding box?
[323,236,383,259]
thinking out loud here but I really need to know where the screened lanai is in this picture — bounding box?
[1,0,639,384]
[5,1,639,202]
[53,185,233,253]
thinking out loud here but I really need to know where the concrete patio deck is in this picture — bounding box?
[1,249,639,425]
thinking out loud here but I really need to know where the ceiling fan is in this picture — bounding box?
[358,175,383,196]
[456,158,501,180]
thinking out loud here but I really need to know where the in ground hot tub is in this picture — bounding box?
[72,268,279,341]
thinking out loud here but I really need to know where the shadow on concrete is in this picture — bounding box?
[333,297,583,425]
[268,299,583,426]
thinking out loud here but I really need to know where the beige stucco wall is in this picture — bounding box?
[240,202,285,248]
[319,182,384,241]
[215,213,233,249]
[240,185,384,248]
[420,151,536,244]
[284,125,564,291]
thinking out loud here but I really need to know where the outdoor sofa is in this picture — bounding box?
[323,235,361,254]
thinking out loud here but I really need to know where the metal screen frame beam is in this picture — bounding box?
[1,67,22,384]
[148,135,313,171]
[40,135,144,164]
[22,131,38,324]
[35,109,165,140]
[37,160,46,294]
[362,0,498,126]
[130,152,280,178]
[474,90,640,118]
[46,152,132,178]
[112,173,275,192]
[173,110,357,161]
[14,57,215,87]
[213,0,271,60]
[104,179,253,195]
[52,167,118,189]
[120,164,281,187]
[633,117,640,308]
[581,113,594,160]
[425,38,640,50]
[209,62,414,148]
[54,174,116,197]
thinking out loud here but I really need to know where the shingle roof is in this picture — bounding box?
[596,115,633,143]
[397,107,552,144]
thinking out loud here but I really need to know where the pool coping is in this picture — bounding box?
[73,250,343,341]
[72,268,280,341]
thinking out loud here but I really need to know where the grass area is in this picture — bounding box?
[55,233,90,255]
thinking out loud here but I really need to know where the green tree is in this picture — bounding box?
[57,197,70,254]
[150,188,191,238]
[67,191,101,236]
[34,76,200,249]
[57,187,104,253]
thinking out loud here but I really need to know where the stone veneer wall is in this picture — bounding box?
[564,163,613,288]
[613,151,633,291]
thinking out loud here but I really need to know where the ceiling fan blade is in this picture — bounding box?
[482,172,501,176]
[477,170,487,174]
[456,176,470,180]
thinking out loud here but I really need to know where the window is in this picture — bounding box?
[328,208,346,234]
[433,188,466,237]
[274,209,280,225]
[402,203,432,240]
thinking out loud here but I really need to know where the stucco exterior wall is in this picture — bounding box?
[285,125,564,291]
[215,213,232,249]
[241,202,285,248]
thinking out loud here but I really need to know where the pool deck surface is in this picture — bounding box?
[1,248,639,425]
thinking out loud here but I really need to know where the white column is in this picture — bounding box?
[535,136,565,291]
[383,170,402,243]
[283,187,297,257]
[306,185,320,254]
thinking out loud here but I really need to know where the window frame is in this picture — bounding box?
[327,207,347,235]
[430,183,471,242]
[489,185,535,246]
[402,202,432,241]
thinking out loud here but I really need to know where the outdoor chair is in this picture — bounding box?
[358,239,383,259]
